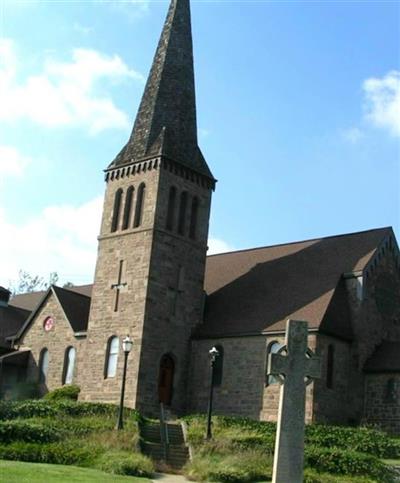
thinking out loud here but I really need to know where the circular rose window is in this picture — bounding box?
[43,316,54,332]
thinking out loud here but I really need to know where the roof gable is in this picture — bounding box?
[196,227,392,338]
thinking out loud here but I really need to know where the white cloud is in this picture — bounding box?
[208,237,235,255]
[363,70,400,137]
[0,196,103,288]
[0,145,31,181]
[342,127,364,144]
[0,38,144,135]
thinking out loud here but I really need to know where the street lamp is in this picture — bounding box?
[206,346,219,439]
[116,335,133,430]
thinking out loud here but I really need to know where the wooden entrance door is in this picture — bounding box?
[158,354,174,405]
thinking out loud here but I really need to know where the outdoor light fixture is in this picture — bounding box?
[206,346,220,439]
[122,336,133,354]
[116,335,133,430]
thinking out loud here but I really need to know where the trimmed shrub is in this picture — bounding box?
[303,469,377,483]
[0,399,140,421]
[95,450,154,477]
[44,385,80,401]
[0,440,97,466]
[0,420,63,443]
[305,445,395,482]
[306,424,400,459]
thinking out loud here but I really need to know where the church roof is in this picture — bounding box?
[195,226,393,339]
[364,341,400,373]
[12,285,91,341]
[108,0,213,180]
[6,227,394,342]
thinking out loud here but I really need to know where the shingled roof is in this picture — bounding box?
[195,227,393,339]
[108,0,213,180]
[5,227,395,342]
[13,285,92,341]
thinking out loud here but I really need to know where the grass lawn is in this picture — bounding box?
[0,460,152,483]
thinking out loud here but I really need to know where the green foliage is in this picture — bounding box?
[44,385,81,401]
[303,469,377,483]
[0,420,63,444]
[305,424,400,459]
[0,441,97,466]
[305,446,395,482]
[0,399,140,421]
[184,451,272,482]
[95,450,154,477]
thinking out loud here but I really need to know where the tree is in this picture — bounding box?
[10,270,60,295]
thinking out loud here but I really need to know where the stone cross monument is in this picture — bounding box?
[267,319,321,483]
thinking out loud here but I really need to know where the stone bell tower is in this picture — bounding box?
[81,0,215,416]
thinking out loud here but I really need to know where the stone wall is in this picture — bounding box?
[135,165,212,416]
[364,374,400,434]
[188,336,266,419]
[312,334,360,425]
[347,239,400,369]
[20,291,86,395]
[81,160,213,416]
[189,333,317,422]
[79,166,160,407]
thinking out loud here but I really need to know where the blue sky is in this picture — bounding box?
[0,0,399,287]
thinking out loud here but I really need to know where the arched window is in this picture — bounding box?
[38,348,49,384]
[122,186,134,230]
[326,344,334,389]
[111,188,123,232]
[189,196,199,239]
[166,187,177,231]
[104,336,119,378]
[177,191,188,235]
[267,341,284,385]
[213,345,224,386]
[133,183,146,228]
[62,346,76,385]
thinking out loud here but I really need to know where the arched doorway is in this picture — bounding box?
[158,354,175,405]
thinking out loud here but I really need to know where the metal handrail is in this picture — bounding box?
[160,402,169,461]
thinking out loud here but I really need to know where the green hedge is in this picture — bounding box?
[305,424,400,459]
[0,420,63,444]
[0,400,140,421]
[44,385,80,401]
[0,441,97,466]
[305,446,395,482]
[95,450,154,477]
[183,415,400,459]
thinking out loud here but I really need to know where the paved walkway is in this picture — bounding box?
[151,473,191,482]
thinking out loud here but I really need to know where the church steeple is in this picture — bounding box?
[110,0,213,180]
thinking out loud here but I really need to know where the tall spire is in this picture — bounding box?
[110,0,213,179]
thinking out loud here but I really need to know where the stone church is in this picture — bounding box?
[1,0,399,433]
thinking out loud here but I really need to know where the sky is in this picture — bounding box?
[0,0,399,288]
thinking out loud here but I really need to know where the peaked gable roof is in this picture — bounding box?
[195,227,393,339]
[13,285,91,341]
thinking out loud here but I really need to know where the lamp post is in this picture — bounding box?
[116,335,133,430]
[206,346,219,440]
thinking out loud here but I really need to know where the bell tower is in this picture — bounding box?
[81,0,215,415]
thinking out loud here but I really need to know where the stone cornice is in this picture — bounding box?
[104,156,216,191]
